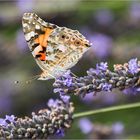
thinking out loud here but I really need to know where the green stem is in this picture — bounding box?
[74,102,140,118]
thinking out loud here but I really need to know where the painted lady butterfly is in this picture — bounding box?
[22,13,91,80]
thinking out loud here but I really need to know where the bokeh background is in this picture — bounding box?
[0,0,140,139]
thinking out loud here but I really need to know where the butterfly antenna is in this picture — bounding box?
[14,74,40,85]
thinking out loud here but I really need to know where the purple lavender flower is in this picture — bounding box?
[87,122,124,139]
[16,30,28,53]
[102,83,112,92]
[86,62,108,77]
[0,115,15,127]
[54,70,73,96]
[112,122,124,135]
[56,129,65,137]
[57,70,72,87]
[0,118,7,126]
[129,1,140,22]
[47,98,55,107]
[5,115,16,123]
[128,58,139,74]
[94,9,114,26]
[47,99,60,108]
[54,71,71,103]
[123,87,140,95]
[88,33,113,58]
[78,118,93,134]
[102,92,117,105]
[53,58,140,97]
[16,0,33,13]
[96,62,108,71]
[60,94,70,103]
[0,95,12,113]
[0,79,13,113]
[0,99,74,139]
[54,88,64,94]
[63,78,72,87]
[88,68,100,75]
[80,92,95,104]
[62,70,71,79]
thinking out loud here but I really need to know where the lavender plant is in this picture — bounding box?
[53,58,140,97]
[78,118,124,139]
[0,98,74,139]
[0,58,140,139]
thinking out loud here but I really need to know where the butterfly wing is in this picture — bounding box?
[22,13,57,71]
[22,13,91,80]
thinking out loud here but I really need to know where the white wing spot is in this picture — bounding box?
[47,54,55,61]
[23,23,28,28]
[25,33,31,41]
[25,31,35,41]
[30,31,35,37]
[35,25,40,29]
[58,45,66,52]
[47,45,54,52]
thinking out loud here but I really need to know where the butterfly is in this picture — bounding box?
[22,13,91,80]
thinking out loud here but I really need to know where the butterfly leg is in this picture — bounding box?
[48,73,56,79]
[70,72,78,78]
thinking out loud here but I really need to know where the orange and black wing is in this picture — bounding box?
[22,13,59,72]
[22,13,57,61]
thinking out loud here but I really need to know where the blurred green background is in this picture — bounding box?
[0,0,140,139]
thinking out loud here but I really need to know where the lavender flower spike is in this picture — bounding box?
[0,99,74,139]
[53,58,140,97]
